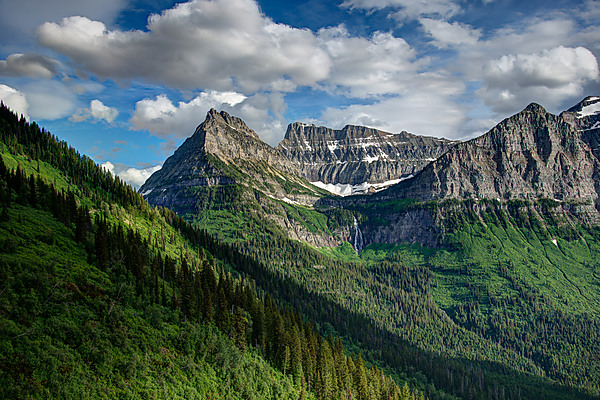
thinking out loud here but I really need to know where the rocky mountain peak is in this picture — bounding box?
[202,108,259,140]
[567,96,600,117]
[382,100,600,206]
[277,122,457,192]
[522,102,547,114]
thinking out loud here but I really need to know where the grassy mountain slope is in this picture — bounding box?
[175,177,597,398]
[0,106,417,400]
[130,110,599,399]
[348,198,600,394]
[4,105,599,399]
[162,119,600,397]
[0,158,303,399]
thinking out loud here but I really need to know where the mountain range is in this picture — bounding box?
[141,96,600,248]
[3,97,600,400]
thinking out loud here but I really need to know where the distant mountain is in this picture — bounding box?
[140,109,349,247]
[141,109,323,214]
[277,123,457,195]
[380,103,600,212]
[135,99,600,399]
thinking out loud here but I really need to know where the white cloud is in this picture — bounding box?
[118,165,162,188]
[479,46,599,113]
[0,0,128,47]
[417,14,600,117]
[101,160,115,175]
[101,160,161,188]
[317,87,469,140]
[71,99,118,123]
[129,90,288,145]
[0,53,60,78]
[130,91,245,138]
[341,0,461,20]
[0,84,30,119]
[317,25,421,97]
[36,0,331,93]
[419,18,481,48]
[90,99,118,122]
[22,80,76,120]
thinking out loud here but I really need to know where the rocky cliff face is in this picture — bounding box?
[141,99,600,251]
[565,96,600,162]
[276,123,457,193]
[140,109,322,212]
[382,103,600,207]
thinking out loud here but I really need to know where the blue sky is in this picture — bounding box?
[1,0,599,187]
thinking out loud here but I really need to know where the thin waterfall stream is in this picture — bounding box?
[353,215,364,254]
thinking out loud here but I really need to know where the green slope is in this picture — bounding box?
[169,146,600,396]
[0,176,302,400]
[180,185,597,398]
[0,105,418,400]
[351,198,600,396]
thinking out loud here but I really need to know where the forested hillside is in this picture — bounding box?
[2,103,599,400]
[145,106,600,398]
[0,104,419,399]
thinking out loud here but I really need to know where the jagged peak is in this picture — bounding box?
[282,121,391,143]
[522,102,547,114]
[200,108,259,140]
[567,96,600,118]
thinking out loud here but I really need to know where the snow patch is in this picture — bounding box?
[584,121,600,130]
[577,99,600,118]
[552,239,558,247]
[311,176,413,196]
[282,197,301,205]
[327,140,340,152]
[141,189,153,196]
[362,155,380,163]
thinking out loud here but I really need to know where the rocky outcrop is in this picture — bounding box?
[276,123,457,187]
[140,109,322,213]
[141,99,600,250]
[565,96,600,162]
[382,103,600,208]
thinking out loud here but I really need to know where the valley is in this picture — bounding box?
[2,96,600,399]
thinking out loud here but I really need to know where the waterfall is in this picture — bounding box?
[352,216,364,255]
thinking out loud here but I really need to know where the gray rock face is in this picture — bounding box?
[384,103,600,207]
[276,123,457,185]
[140,109,321,212]
[565,96,600,161]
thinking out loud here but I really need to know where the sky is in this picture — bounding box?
[0,0,599,187]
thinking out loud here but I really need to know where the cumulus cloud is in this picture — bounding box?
[479,46,599,113]
[317,25,421,97]
[36,0,331,93]
[21,80,76,120]
[130,91,247,138]
[0,84,30,119]
[101,161,161,188]
[341,0,461,20]
[0,0,128,45]
[415,14,600,116]
[71,99,119,123]
[0,53,60,78]
[316,83,469,140]
[129,90,287,145]
[419,18,481,48]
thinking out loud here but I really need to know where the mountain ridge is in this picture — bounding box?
[277,121,457,192]
[377,102,600,212]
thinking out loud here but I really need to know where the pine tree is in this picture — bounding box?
[353,354,369,400]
